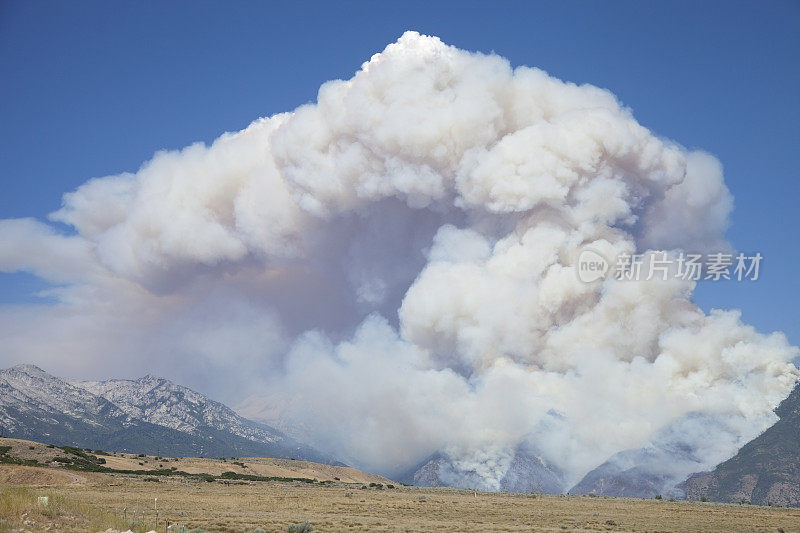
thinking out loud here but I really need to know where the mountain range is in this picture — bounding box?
[401,387,800,505]
[3,363,798,505]
[0,364,334,463]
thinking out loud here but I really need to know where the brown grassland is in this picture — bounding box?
[2,463,800,533]
[0,437,392,485]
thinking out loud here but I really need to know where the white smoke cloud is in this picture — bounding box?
[0,31,796,490]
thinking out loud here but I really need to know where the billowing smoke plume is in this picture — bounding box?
[1,32,797,490]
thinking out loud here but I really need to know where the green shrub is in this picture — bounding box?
[287,522,314,533]
[0,453,39,466]
[218,471,315,483]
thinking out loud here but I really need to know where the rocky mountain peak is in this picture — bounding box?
[1,365,335,464]
[5,364,50,378]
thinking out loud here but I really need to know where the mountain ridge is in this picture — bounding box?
[0,364,335,464]
[681,385,800,506]
[400,447,565,493]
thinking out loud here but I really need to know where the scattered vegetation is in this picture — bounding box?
[287,521,315,532]
[0,450,39,467]
[59,446,105,462]
[48,447,108,471]
[9,448,259,484]
[218,471,316,483]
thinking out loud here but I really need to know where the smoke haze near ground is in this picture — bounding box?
[1,32,797,488]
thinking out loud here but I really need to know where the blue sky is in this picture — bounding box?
[1,0,798,346]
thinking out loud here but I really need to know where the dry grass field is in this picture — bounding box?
[1,463,799,533]
[0,438,392,485]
